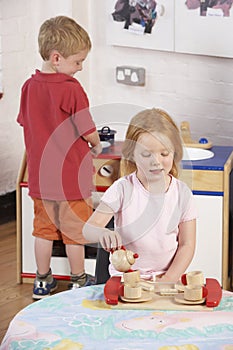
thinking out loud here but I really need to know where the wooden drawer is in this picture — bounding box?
[179,169,224,192]
[93,159,121,188]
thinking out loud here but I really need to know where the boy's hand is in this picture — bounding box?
[99,230,122,252]
[90,143,102,157]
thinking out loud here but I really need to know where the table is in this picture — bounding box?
[1,285,233,350]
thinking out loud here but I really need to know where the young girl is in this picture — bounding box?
[83,108,197,282]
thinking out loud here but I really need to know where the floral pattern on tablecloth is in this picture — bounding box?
[1,286,233,350]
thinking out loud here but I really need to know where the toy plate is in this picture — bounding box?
[120,292,152,303]
[175,294,205,305]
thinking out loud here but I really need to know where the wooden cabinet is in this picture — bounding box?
[16,153,97,283]
[179,146,233,289]
[92,145,233,289]
[17,144,233,289]
[188,195,223,282]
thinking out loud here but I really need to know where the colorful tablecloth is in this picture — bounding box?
[1,285,233,350]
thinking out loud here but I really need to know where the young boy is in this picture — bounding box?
[17,16,102,299]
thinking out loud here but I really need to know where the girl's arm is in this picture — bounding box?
[83,201,122,251]
[159,219,196,282]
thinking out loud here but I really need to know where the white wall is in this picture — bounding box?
[88,1,233,146]
[0,0,233,195]
[0,0,85,195]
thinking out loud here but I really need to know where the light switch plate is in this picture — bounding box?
[116,66,145,86]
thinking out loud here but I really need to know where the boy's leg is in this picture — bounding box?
[32,198,60,299]
[65,244,94,288]
[65,243,85,275]
[34,237,53,275]
[59,198,95,288]
[33,237,58,300]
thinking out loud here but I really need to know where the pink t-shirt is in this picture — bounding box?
[17,70,96,200]
[101,172,197,277]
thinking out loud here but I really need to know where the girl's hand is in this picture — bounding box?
[99,230,122,252]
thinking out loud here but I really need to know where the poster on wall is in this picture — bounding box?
[106,0,174,52]
[175,0,233,58]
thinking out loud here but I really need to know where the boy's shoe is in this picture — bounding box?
[32,277,58,300]
[68,274,96,290]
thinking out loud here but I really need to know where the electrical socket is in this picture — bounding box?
[116,66,145,86]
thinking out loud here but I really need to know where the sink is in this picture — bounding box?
[182,147,214,161]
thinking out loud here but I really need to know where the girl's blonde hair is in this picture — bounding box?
[121,108,183,178]
[38,16,92,60]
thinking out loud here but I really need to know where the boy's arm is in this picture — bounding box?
[83,130,102,156]
[83,201,122,251]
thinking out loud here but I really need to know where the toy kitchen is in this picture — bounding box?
[16,123,233,290]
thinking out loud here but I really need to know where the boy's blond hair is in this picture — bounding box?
[121,108,183,178]
[38,15,92,60]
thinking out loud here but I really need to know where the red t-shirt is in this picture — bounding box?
[17,70,96,200]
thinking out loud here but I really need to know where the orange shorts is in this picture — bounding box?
[32,197,93,245]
